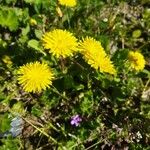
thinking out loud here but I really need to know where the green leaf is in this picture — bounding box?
[132,29,142,38]
[5,0,17,4]
[0,137,20,150]
[25,0,42,4]
[0,8,19,31]
[28,39,42,51]
[80,90,94,114]
[0,113,11,132]
[22,24,30,36]
[63,75,75,89]
[35,29,43,39]
[31,105,42,117]
[11,102,25,115]
[25,0,50,4]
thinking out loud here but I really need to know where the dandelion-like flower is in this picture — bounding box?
[128,51,145,71]
[17,62,54,93]
[58,0,76,7]
[42,29,78,58]
[78,37,116,75]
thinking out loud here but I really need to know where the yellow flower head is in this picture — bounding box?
[128,51,145,71]
[78,37,116,75]
[17,62,54,93]
[58,0,76,7]
[2,55,12,65]
[30,18,37,26]
[42,29,78,58]
[100,56,116,75]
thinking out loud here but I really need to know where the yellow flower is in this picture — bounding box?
[17,62,54,93]
[30,18,37,26]
[128,51,145,71]
[42,29,78,58]
[2,55,12,65]
[100,56,116,75]
[56,6,63,17]
[58,0,76,7]
[78,37,116,75]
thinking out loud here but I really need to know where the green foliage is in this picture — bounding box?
[132,29,142,38]
[80,90,94,115]
[0,0,150,150]
[0,8,19,31]
[25,0,50,5]
[0,114,11,132]
[28,39,42,51]
[0,137,20,150]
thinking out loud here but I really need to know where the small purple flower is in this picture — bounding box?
[70,115,82,126]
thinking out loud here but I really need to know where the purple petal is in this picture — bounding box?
[75,122,80,126]
[71,120,75,125]
[70,114,82,126]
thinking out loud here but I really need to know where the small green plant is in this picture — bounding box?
[0,0,149,149]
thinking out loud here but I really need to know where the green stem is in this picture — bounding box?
[143,78,150,92]
[85,140,101,150]
[66,8,71,29]
[22,117,58,144]
[51,85,70,101]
